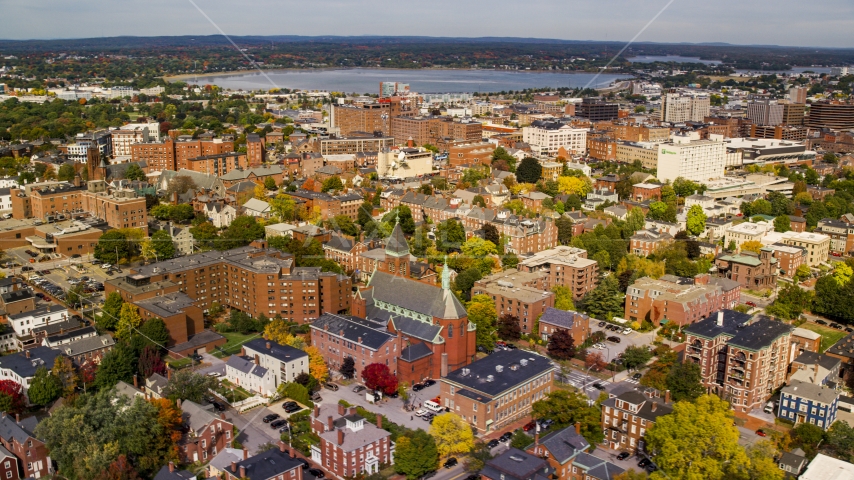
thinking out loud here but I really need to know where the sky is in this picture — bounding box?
[1,0,852,48]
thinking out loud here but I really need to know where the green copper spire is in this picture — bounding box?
[441,255,451,290]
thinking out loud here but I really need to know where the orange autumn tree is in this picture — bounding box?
[151,398,183,461]
[304,345,329,382]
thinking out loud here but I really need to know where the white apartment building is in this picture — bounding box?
[660,91,710,123]
[241,338,309,389]
[724,221,774,249]
[522,121,587,157]
[781,232,830,267]
[8,304,69,337]
[111,122,160,157]
[657,132,726,183]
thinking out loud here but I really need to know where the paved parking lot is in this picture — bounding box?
[585,319,657,362]
[316,381,442,433]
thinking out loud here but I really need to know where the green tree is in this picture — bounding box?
[264,177,277,190]
[136,318,170,351]
[773,214,791,233]
[467,294,498,351]
[321,176,344,193]
[190,222,219,250]
[509,430,533,449]
[766,283,813,320]
[556,216,574,245]
[328,215,358,237]
[162,369,219,404]
[394,429,439,480]
[116,304,143,340]
[622,345,653,370]
[409,227,433,258]
[686,205,707,236]
[454,267,483,300]
[625,207,646,234]
[461,237,497,258]
[645,395,748,480]
[27,367,61,406]
[219,215,264,249]
[516,157,542,184]
[436,219,466,252]
[95,343,138,390]
[270,195,298,222]
[666,361,704,402]
[124,163,146,181]
[98,292,125,331]
[150,229,176,260]
[94,230,132,264]
[532,390,604,445]
[552,285,575,311]
[581,275,624,321]
[58,163,76,181]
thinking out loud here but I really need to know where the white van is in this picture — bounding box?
[424,400,444,414]
[763,401,776,414]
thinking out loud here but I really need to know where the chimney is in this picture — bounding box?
[15,414,19,424]
[168,462,174,473]
[220,413,226,420]
[25,350,30,359]
[665,390,671,404]
[176,399,182,409]
[254,354,260,365]
[243,447,248,460]
[290,448,295,458]
[241,347,246,356]
[534,432,539,449]
[815,363,819,379]
[240,466,246,478]
[231,461,237,473]
[358,336,362,344]
[338,403,346,416]
[376,414,382,429]
[716,311,724,327]
[651,402,658,412]
[441,353,449,377]
[574,422,581,434]
[279,440,287,453]
[350,407,357,416]
[327,415,334,432]
[266,341,271,350]
[133,375,138,389]
[407,137,414,148]
[314,405,320,418]
[338,429,345,445]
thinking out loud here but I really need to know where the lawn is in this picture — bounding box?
[800,323,847,353]
[212,331,260,358]
[166,355,193,369]
[215,379,253,403]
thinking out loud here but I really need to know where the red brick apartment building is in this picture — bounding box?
[586,136,617,161]
[601,390,672,453]
[631,183,662,202]
[625,274,740,327]
[179,399,234,464]
[517,246,599,301]
[538,307,591,346]
[448,142,495,167]
[310,404,393,479]
[714,250,778,289]
[0,414,51,479]
[440,350,555,434]
[106,243,351,324]
[629,229,673,257]
[526,424,624,480]
[246,133,265,165]
[222,444,304,480]
[684,310,793,412]
[186,152,249,176]
[131,136,235,171]
[815,218,854,255]
[311,313,400,379]
[472,270,555,335]
[332,103,393,136]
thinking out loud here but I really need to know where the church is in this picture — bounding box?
[310,221,477,384]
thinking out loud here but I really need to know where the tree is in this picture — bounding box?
[125,164,146,182]
[666,361,704,402]
[340,357,356,379]
[28,366,61,406]
[454,267,483,300]
[585,352,607,371]
[647,201,677,222]
[774,214,791,233]
[516,158,542,184]
[532,390,604,445]
[436,219,466,252]
[137,318,170,352]
[557,176,592,196]
[138,345,166,378]
[826,421,854,462]
[361,363,398,395]
[0,380,26,414]
[394,429,439,480]
[552,285,575,311]
[467,294,498,350]
[263,317,295,346]
[321,176,344,193]
[461,237,497,258]
[482,223,500,246]
[95,230,133,264]
[305,345,329,382]
[165,175,197,196]
[621,346,653,370]
[645,395,748,480]
[794,264,812,283]
[150,230,175,260]
[464,440,494,473]
[163,369,219,403]
[264,177,277,190]
[743,441,785,480]
[328,215,358,236]
[672,177,705,197]
[430,412,475,457]
[116,304,143,341]
[58,163,76,181]
[685,205,707,236]
[220,215,264,249]
[547,329,576,360]
[53,356,78,398]
[497,314,521,341]
[95,343,138,390]
[92,455,141,480]
[581,275,624,321]
[766,283,813,320]
[824,152,839,164]
[556,216,574,245]
[509,430,533,449]
[740,240,764,254]
[625,207,646,234]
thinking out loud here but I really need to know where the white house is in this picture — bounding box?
[0,346,62,400]
[225,355,276,397]
[7,304,68,337]
[242,339,309,389]
[204,202,237,228]
[242,198,272,219]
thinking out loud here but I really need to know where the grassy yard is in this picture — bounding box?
[215,379,252,403]
[166,355,193,369]
[800,323,847,353]
[212,331,260,358]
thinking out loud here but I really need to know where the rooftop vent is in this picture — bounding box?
[520,359,528,366]
[461,368,470,377]
[486,375,494,382]
[495,365,504,373]
[509,455,525,462]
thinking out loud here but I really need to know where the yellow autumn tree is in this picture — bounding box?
[740,240,764,254]
[557,175,592,196]
[429,412,475,457]
[616,254,666,279]
[116,303,143,340]
[304,345,328,382]
[254,182,267,200]
[264,318,295,346]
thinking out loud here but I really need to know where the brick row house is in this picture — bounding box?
[310,404,393,479]
[472,270,555,335]
[714,250,778,289]
[625,274,740,327]
[538,308,591,346]
[684,310,793,412]
[0,413,52,479]
[517,246,599,301]
[179,399,234,464]
[600,389,672,453]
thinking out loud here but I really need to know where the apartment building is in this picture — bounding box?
[601,390,672,453]
[781,231,830,267]
[0,414,52,478]
[440,350,555,434]
[714,250,778,289]
[538,308,591,346]
[175,137,235,170]
[472,271,555,335]
[631,183,662,202]
[186,152,249,177]
[517,246,598,300]
[656,133,726,183]
[245,134,265,165]
[763,243,806,279]
[576,99,619,122]
[805,102,854,130]
[241,338,309,389]
[724,221,773,250]
[815,218,854,255]
[522,121,587,157]
[684,310,793,412]
[310,404,393,478]
[310,313,400,380]
[131,139,176,172]
[332,103,391,136]
[179,400,234,464]
[111,124,153,157]
[625,275,736,327]
[319,136,393,155]
[629,228,673,257]
[660,91,710,123]
[106,244,351,324]
[448,142,496,167]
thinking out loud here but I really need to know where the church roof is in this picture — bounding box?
[385,222,409,257]
[366,271,466,320]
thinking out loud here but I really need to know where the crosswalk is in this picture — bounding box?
[624,377,640,385]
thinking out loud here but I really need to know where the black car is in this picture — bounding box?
[505,344,518,349]
[499,432,513,442]
[424,379,436,387]
[617,452,631,460]
[443,458,458,469]
[412,383,425,391]
[607,336,621,343]
[308,468,325,478]
[592,382,606,390]
[285,404,302,413]
[279,425,290,433]
[283,401,298,407]
[21,266,33,272]
[816,320,828,325]
[847,327,854,333]
[487,439,500,448]
[638,458,651,468]
[645,464,657,473]
[271,419,287,429]
[387,391,399,398]
[598,321,606,327]
[632,373,643,380]
[70,254,81,258]
[295,458,310,470]
[212,401,226,412]
[262,414,280,423]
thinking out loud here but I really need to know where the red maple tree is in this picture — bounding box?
[0,380,25,414]
[361,363,399,395]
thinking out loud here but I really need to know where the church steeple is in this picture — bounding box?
[385,217,409,258]
[441,255,451,290]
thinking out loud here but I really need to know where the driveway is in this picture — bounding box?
[317,381,441,433]
[585,319,657,362]
[229,405,283,455]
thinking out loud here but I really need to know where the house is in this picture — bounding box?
[526,424,590,480]
[481,448,554,480]
[798,453,854,480]
[0,445,19,480]
[629,228,673,257]
[145,373,169,400]
[265,222,298,238]
[309,404,393,477]
[0,347,62,401]
[789,351,840,385]
[49,333,115,366]
[601,389,672,453]
[222,443,305,480]
[178,399,234,464]
[242,339,309,389]
[0,413,52,478]
[206,447,244,479]
[242,198,272,219]
[714,250,778,289]
[150,222,195,256]
[538,308,591,347]
[521,191,551,212]
[777,448,807,478]
[603,205,628,220]
[204,202,238,228]
[584,189,619,210]
[153,462,197,480]
[778,380,839,430]
[564,452,625,480]
[225,354,275,397]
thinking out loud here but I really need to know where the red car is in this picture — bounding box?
[746,301,757,307]
[523,421,537,432]
[755,429,767,437]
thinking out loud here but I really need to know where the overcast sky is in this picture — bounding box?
[2,0,852,48]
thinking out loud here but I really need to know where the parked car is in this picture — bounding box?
[617,452,631,460]
[746,301,757,307]
[622,327,632,335]
[262,414,280,423]
[831,323,843,329]
[353,385,366,393]
[212,401,225,412]
[443,458,458,469]
[424,379,436,387]
[816,320,828,326]
[638,458,651,468]
[487,439,500,448]
[499,432,513,442]
[632,373,643,381]
[598,321,606,327]
[323,382,339,391]
[646,464,657,473]
[271,419,287,429]
[755,429,767,437]
[284,404,302,413]
[607,336,621,343]
[523,421,537,432]
[413,383,425,392]
[592,382,606,390]
[308,468,325,478]
[420,471,436,480]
